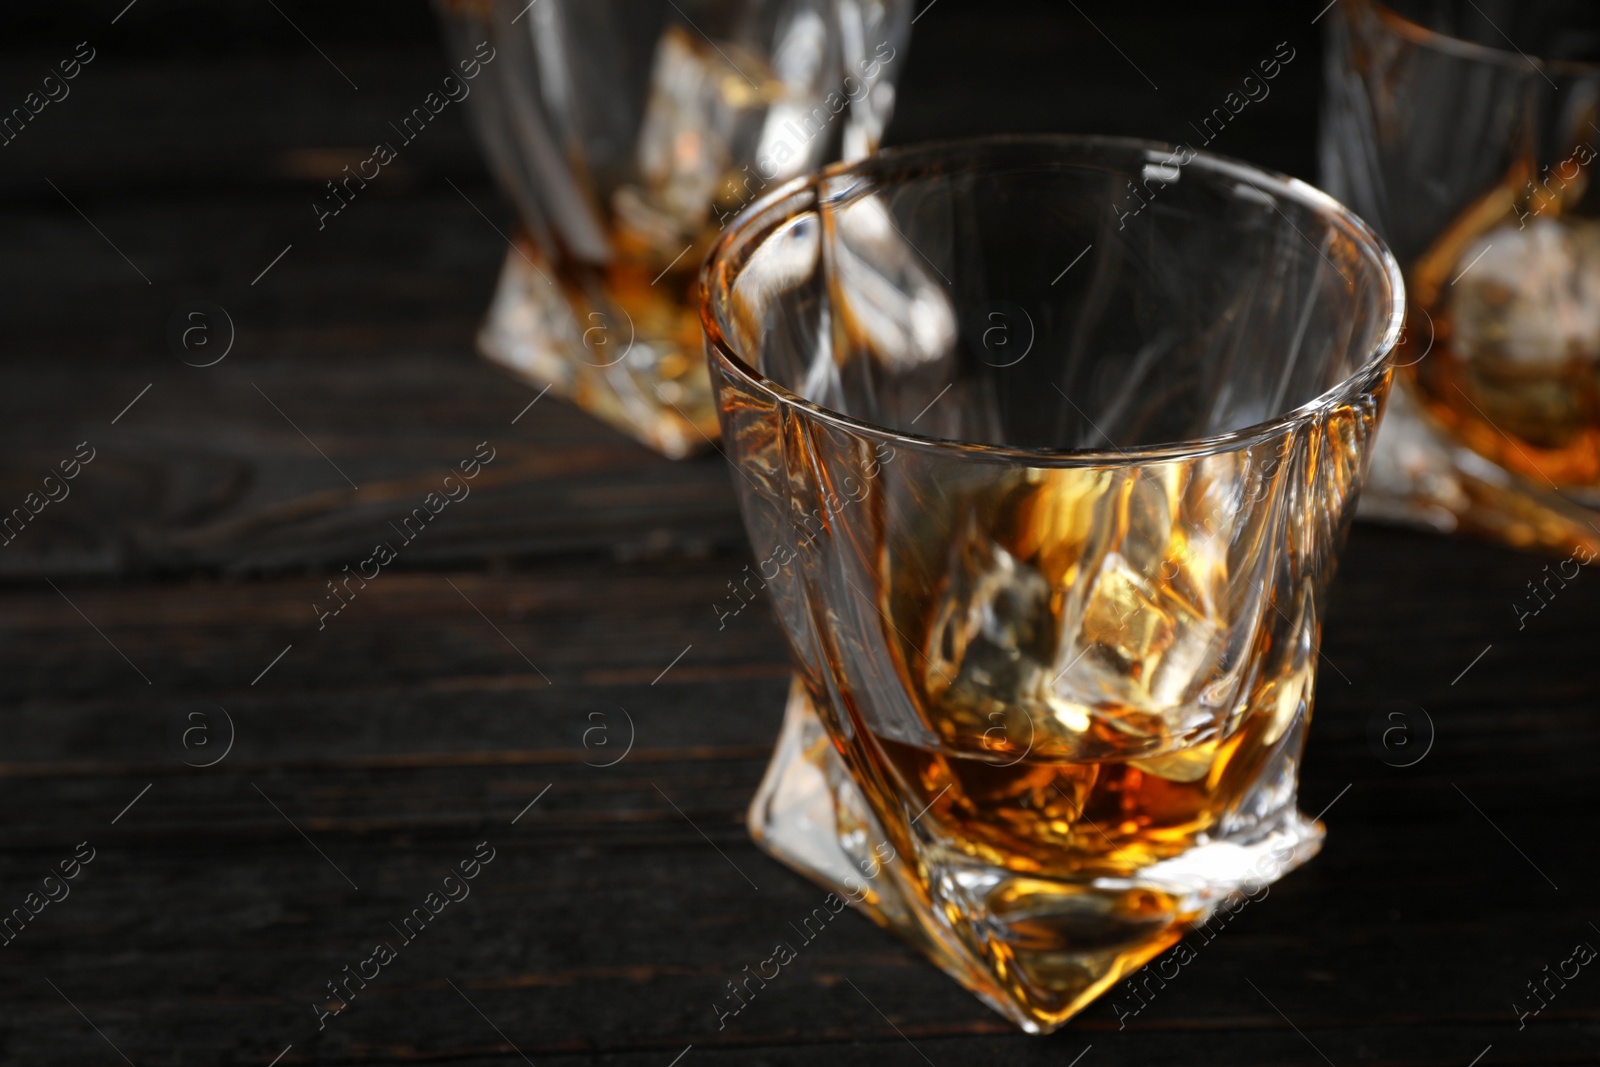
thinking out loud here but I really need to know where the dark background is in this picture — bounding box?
[0,2,1595,1064]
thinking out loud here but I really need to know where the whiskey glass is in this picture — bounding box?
[435,0,912,457]
[702,136,1403,1032]
[1323,0,1600,556]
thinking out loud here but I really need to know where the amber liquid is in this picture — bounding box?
[565,224,709,392]
[1409,320,1600,489]
[864,704,1292,881]
[1406,205,1600,490]
[803,492,1321,1023]
[811,460,1328,886]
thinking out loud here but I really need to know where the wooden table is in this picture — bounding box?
[3,2,1596,1063]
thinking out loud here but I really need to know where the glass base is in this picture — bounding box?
[477,243,720,459]
[748,676,1325,1034]
[1359,381,1600,558]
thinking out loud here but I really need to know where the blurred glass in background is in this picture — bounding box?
[435,0,913,457]
[1323,0,1600,557]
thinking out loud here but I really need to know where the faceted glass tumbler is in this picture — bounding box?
[1322,0,1600,556]
[701,136,1404,1032]
[435,0,912,457]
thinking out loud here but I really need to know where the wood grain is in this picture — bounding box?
[2,0,1597,1063]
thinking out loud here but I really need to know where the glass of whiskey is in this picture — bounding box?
[1322,0,1600,556]
[434,0,912,457]
[701,136,1404,1032]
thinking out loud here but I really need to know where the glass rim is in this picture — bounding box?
[699,133,1405,467]
[1359,0,1600,78]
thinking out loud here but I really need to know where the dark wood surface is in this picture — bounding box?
[2,2,1596,1064]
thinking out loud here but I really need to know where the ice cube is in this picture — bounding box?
[1451,216,1600,366]
[922,520,1058,759]
[623,24,780,240]
[1059,549,1222,729]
